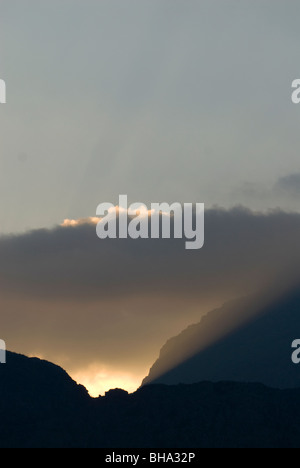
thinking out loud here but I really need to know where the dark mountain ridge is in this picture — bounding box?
[1,351,300,447]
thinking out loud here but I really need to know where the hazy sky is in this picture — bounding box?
[1,0,300,234]
[1,1,300,395]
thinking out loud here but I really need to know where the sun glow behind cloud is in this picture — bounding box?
[61,217,100,227]
[61,205,164,228]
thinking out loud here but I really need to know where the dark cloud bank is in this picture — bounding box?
[0,207,300,390]
[1,207,300,299]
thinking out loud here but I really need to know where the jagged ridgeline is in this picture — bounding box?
[1,350,300,447]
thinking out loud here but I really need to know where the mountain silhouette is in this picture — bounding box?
[2,351,300,447]
[143,287,300,388]
[0,351,90,447]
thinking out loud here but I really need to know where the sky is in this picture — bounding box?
[1,0,300,234]
[1,0,300,395]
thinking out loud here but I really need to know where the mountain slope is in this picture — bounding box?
[0,351,89,448]
[143,288,300,388]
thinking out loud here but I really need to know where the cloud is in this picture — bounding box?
[0,207,300,394]
[231,173,300,211]
[1,206,299,299]
[274,173,300,197]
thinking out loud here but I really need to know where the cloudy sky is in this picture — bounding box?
[1,0,300,395]
[0,208,300,395]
